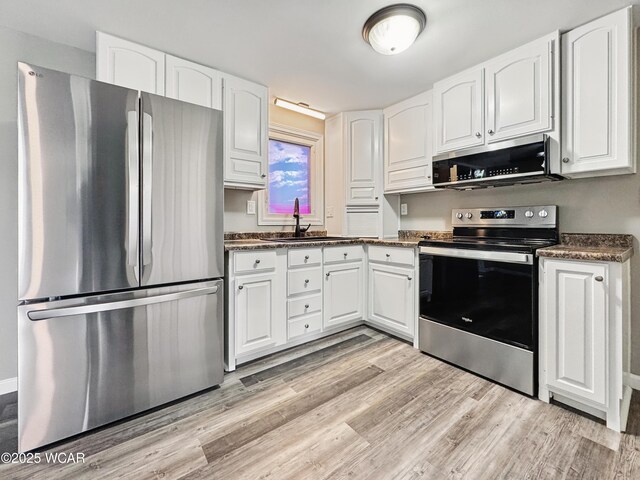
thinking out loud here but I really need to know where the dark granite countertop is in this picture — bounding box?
[537,233,634,263]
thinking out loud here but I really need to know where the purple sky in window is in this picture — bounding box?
[268,139,311,214]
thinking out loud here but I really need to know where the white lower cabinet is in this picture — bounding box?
[226,244,418,371]
[368,262,415,339]
[539,257,632,432]
[235,272,280,356]
[323,261,364,329]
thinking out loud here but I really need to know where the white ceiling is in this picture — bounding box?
[1,0,637,113]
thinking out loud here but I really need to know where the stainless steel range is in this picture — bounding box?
[418,206,559,395]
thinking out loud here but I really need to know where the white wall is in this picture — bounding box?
[401,173,640,373]
[0,26,95,384]
[224,103,326,233]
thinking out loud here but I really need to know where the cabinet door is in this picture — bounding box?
[561,8,633,176]
[433,69,484,153]
[368,263,415,337]
[165,55,222,109]
[384,91,434,193]
[485,34,554,142]
[344,111,382,205]
[96,32,165,95]
[235,273,278,355]
[324,262,364,328]
[543,260,607,406]
[223,74,268,188]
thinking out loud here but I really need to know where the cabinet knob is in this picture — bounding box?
[562,157,570,164]
[344,252,348,257]
[326,272,330,278]
[261,174,266,178]
[304,255,310,261]
[475,132,482,138]
[305,304,310,309]
[304,279,309,284]
[255,259,261,264]
[375,196,379,200]
[386,253,391,258]
[407,276,412,281]
[238,285,244,290]
[595,276,604,282]
[488,129,495,135]
[305,324,309,329]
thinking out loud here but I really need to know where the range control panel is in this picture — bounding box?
[452,206,557,227]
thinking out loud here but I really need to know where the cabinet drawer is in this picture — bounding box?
[324,245,364,264]
[368,246,415,267]
[288,313,322,340]
[288,294,322,319]
[234,250,277,274]
[288,248,322,268]
[288,267,322,296]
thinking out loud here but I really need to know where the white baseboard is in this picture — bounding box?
[624,372,640,391]
[0,377,17,395]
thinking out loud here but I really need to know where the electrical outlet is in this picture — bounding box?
[401,203,408,215]
[326,206,334,218]
[247,200,256,215]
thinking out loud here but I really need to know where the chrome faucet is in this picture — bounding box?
[293,197,311,238]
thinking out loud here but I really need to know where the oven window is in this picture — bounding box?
[419,254,534,349]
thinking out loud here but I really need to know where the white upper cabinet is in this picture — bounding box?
[433,69,484,153]
[344,111,382,205]
[96,32,165,95]
[561,7,636,177]
[165,55,222,110]
[223,74,269,189]
[384,91,434,193]
[485,33,555,142]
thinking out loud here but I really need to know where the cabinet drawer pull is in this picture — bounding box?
[304,279,309,284]
[475,132,482,138]
[595,276,604,282]
[407,276,412,281]
[261,174,266,178]
[304,255,310,261]
[326,272,330,278]
[386,253,391,258]
[488,129,495,135]
[238,285,244,290]
[562,157,570,164]
[305,324,309,329]
[304,304,310,309]
[255,259,261,264]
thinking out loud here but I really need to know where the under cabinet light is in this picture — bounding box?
[274,98,326,120]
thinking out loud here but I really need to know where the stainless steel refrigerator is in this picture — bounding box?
[16,63,224,452]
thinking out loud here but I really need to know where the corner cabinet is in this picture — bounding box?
[223,74,269,189]
[539,257,632,432]
[96,32,165,95]
[560,7,638,178]
[383,91,434,193]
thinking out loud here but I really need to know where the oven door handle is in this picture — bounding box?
[419,246,533,265]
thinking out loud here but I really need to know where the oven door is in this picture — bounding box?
[419,246,535,350]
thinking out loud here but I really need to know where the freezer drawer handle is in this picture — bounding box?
[27,286,219,321]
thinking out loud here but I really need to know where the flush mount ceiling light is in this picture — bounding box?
[362,3,427,55]
[274,98,326,120]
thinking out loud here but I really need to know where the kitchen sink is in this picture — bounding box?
[264,236,353,243]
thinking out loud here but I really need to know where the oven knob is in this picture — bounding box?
[456,212,463,220]
[539,209,548,218]
[466,212,473,219]
[525,210,534,219]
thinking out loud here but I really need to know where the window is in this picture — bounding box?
[258,123,323,225]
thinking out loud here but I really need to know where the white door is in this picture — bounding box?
[485,34,554,142]
[561,8,633,176]
[433,69,484,153]
[543,260,607,406]
[223,74,268,188]
[384,91,433,192]
[96,32,165,95]
[165,55,222,109]
[323,262,364,328]
[235,273,277,355]
[368,263,415,337]
[345,111,382,205]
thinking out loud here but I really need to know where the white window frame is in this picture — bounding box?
[258,123,324,226]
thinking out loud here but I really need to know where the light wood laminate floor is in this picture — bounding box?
[1,326,639,479]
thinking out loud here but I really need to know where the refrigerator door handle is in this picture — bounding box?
[126,110,140,274]
[27,285,219,321]
[142,112,153,267]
